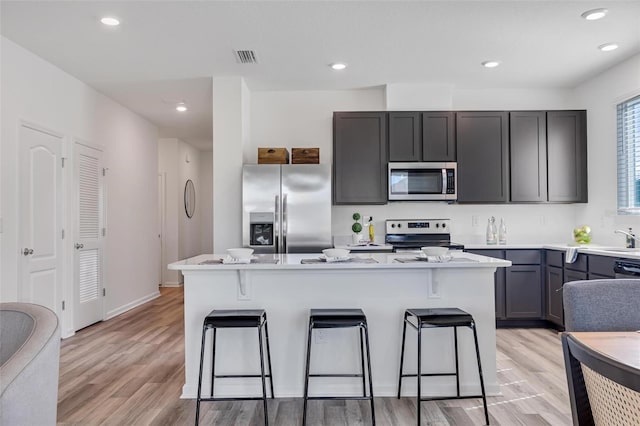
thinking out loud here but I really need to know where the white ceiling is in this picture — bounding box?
[2,1,640,150]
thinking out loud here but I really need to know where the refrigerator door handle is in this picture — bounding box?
[274,195,280,253]
[282,193,288,253]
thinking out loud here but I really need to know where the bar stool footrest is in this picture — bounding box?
[214,374,272,379]
[307,396,374,401]
[400,372,457,378]
[199,396,268,402]
[309,373,364,378]
[419,395,485,402]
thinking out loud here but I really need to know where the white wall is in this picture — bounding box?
[199,151,214,253]
[158,138,211,284]
[249,85,579,245]
[158,138,180,285]
[1,37,160,335]
[572,53,640,246]
[212,77,250,252]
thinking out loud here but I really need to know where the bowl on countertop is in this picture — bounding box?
[227,248,254,260]
[322,248,350,259]
[421,246,449,257]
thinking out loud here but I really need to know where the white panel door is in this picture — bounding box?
[19,123,64,316]
[74,142,105,330]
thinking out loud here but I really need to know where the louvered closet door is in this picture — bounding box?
[74,142,105,330]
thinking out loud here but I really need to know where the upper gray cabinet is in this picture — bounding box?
[456,111,509,203]
[547,111,587,203]
[388,111,455,162]
[422,112,455,161]
[333,112,388,205]
[388,112,421,161]
[510,111,548,202]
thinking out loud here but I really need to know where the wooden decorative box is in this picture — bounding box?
[258,148,289,164]
[291,148,320,164]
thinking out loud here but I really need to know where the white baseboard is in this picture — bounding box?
[105,290,161,320]
[61,328,76,339]
[161,281,183,287]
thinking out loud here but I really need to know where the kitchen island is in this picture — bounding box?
[169,252,511,399]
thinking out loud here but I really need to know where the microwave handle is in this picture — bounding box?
[442,169,447,194]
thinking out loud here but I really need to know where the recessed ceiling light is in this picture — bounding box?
[598,43,619,51]
[481,60,500,68]
[176,103,188,112]
[330,63,347,71]
[100,17,120,26]
[581,8,608,21]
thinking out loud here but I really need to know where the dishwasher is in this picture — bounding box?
[614,259,640,278]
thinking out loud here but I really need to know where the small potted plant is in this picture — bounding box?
[352,213,363,245]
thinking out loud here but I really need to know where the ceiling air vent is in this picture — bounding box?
[234,50,258,64]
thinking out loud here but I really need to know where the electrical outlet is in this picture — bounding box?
[472,215,479,227]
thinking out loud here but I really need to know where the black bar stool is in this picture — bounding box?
[195,309,274,426]
[397,308,489,425]
[302,308,375,426]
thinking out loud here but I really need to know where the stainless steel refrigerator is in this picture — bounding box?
[242,164,332,253]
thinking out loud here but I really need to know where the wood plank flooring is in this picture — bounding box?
[57,288,572,425]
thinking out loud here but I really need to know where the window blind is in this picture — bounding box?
[617,95,640,214]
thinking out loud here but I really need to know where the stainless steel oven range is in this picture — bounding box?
[384,219,464,253]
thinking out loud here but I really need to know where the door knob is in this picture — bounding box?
[22,248,34,255]
[75,243,84,249]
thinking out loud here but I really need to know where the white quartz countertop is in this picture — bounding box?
[169,252,511,271]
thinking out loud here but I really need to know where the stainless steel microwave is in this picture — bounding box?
[388,162,457,201]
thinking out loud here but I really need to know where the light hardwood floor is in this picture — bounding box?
[57,288,572,425]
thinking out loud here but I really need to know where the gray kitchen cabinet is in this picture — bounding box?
[388,112,421,161]
[465,249,543,323]
[505,250,542,319]
[547,111,588,203]
[456,111,509,203]
[546,265,564,326]
[509,111,547,202]
[388,111,455,162]
[466,249,506,319]
[422,112,455,161]
[333,112,388,204]
[587,255,616,279]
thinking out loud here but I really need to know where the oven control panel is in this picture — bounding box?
[386,219,450,234]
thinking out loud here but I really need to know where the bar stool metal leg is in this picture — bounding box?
[302,321,313,426]
[472,322,490,425]
[195,324,209,426]
[263,315,275,398]
[397,313,408,399]
[258,323,269,426]
[454,326,460,398]
[416,322,422,426]
[363,323,376,426]
[359,327,367,397]
[210,328,217,397]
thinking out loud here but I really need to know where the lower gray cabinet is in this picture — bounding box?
[466,249,543,323]
[465,249,505,319]
[546,265,564,326]
[505,265,542,318]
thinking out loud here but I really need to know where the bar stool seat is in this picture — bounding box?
[195,309,274,426]
[406,308,474,327]
[303,308,376,425]
[398,307,490,425]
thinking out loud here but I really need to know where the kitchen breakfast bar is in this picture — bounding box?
[169,252,511,400]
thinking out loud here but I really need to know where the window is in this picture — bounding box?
[617,95,640,214]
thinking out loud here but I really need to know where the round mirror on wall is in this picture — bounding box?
[184,179,196,218]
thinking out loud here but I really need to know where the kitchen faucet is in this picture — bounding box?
[615,228,639,248]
